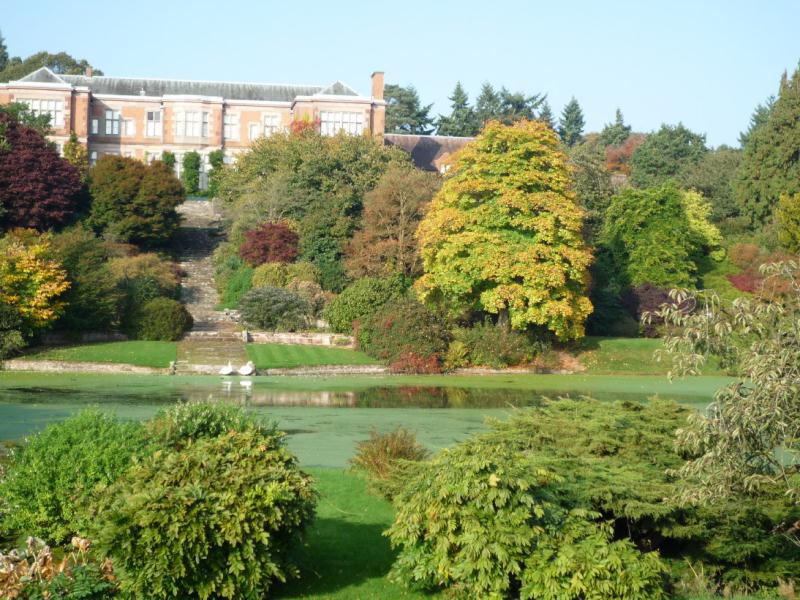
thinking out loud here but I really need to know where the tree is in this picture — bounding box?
[604,133,645,175]
[62,131,89,184]
[537,100,554,129]
[475,82,502,126]
[207,149,225,198]
[776,193,800,252]
[599,108,631,147]
[0,112,82,232]
[679,145,742,223]
[436,82,479,137]
[415,120,593,339]
[181,151,201,194]
[497,88,544,125]
[239,222,300,266]
[345,164,440,278]
[0,231,70,331]
[161,151,176,171]
[738,95,774,148]
[0,101,52,137]
[735,65,800,226]
[0,30,8,72]
[568,137,614,239]
[0,51,102,83]
[89,156,184,247]
[384,84,434,135]
[601,182,722,289]
[557,97,585,147]
[629,123,707,188]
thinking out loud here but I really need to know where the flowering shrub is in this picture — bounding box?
[388,352,442,374]
[239,222,299,266]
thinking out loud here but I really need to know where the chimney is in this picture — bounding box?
[85,67,93,78]
[371,71,384,101]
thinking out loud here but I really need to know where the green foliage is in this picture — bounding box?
[357,299,451,364]
[537,100,554,129]
[92,428,317,600]
[415,119,593,339]
[0,50,102,83]
[599,108,632,148]
[206,148,225,197]
[0,410,146,544]
[0,299,25,357]
[739,95,774,148]
[454,322,536,368]
[128,297,192,341]
[160,151,175,170]
[735,65,800,226]
[109,252,180,333]
[21,564,117,599]
[568,136,615,239]
[252,260,317,288]
[384,84,434,135]
[180,150,201,194]
[776,193,800,251]
[679,145,742,224]
[630,123,708,188]
[219,262,253,309]
[323,275,406,334]
[557,97,585,147]
[63,131,89,184]
[436,81,479,137]
[238,285,309,331]
[601,183,722,288]
[349,428,430,500]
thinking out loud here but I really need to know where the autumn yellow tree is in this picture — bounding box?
[0,230,70,330]
[415,120,592,339]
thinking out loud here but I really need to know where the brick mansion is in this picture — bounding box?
[0,67,388,173]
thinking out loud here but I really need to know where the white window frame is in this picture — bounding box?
[124,119,136,136]
[20,98,64,128]
[223,113,239,140]
[104,109,120,135]
[248,122,261,141]
[90,151,98,165]
[145,111,162,137]
[263,114,280,137]
[201,112,209,138]
[91,118,99,135]
[320,111,364,136]
[174,111,207,138]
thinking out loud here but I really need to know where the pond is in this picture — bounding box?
[0,371,731,467]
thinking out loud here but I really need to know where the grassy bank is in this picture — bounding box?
[576,337,725,375]
[22,341,177,368]
[246,343,378,369]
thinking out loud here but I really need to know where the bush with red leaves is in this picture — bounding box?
[0,112,82,231]
[605,133,646,175]
[621,283,673,337]
[389,352,442,374]
[727,272,761,294]
[239,222,300,266]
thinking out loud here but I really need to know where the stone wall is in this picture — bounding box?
[246,331,355,348]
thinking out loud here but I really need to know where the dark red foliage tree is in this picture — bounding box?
[621,283,671,337]
[239,222,300,266]
[0,112,82,231]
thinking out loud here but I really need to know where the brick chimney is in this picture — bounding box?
[85,67,93,78]
[371,71,384,101]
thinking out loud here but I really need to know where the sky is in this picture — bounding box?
[3,0,798,147]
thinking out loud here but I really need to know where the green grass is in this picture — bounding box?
[246,343,379,369]
[699,254,750,302]
[273,467,438,599]
[23,341,177,368]
[576,337,725,375]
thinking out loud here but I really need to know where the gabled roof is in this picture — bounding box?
[384,134,474,172]
[12,67,362,103]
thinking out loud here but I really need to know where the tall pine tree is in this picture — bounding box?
[558,97,585,147]
[384,84,434,135]
[0,30,8,72]
[475,82,502,126]
[599,109,631,147]
[538,101,554,129]
[738,96,774,148]
[735,65,800,226]
[436,82,479,137]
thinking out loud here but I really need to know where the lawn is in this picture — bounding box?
[23,341,177,368]
[246,343,379,369]
[576,337,725,375]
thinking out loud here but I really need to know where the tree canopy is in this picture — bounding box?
[557,97,585,147]
[629,123,707,188]
[0,50,102,83]
[415,119,593,339]
[435,82,478,137]
[384,84,434,135]
[599,109,631,147]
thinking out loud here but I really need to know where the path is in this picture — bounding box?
[173,200,248,374]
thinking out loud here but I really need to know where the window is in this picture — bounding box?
[174,111,207,137]
[223,113,239,140]
[91,118,99,135]
[263,114,279,137]
[104,109,120,135]
[90,151,98,165]
[20,99,64,128]
[320,111,364,136]
[248,123,260,141]
[124,119,135,136]
[145,111,162,137]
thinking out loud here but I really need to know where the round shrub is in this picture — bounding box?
[323,275,407,334]
[251,261,317,288]
[357,299,451,367]
[455,322,536,368]
[129,297,193,341]
[92,429,317,600]
[0,410,146,544]
[238,286,309,331]
[239,221,299,266]
[349,428,430,500]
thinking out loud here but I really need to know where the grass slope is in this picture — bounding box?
[23,341,177,368]
[577,337,725,375]
[246,344,378,369]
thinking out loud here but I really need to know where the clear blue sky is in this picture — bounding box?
[3,0,798,146]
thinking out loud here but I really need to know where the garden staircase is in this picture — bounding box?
[174,200,249,374]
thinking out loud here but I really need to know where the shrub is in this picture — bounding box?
[286,279,327,319]
[251,261,317,288]
[729,242,762,270]
[349,428,430,499]
[129,297,192,341]
[454,322,536,368]
[92,429,317,600]
[323,276,407,334]
[181,150,201,194]
[358,299,451,365]
[0,411,146,543]
[238,286,309,331]
[620,283,672,337]
[207,149,225,198]
[443,339,470,370]
[239,222,299,266]
[388,352,442,374]
[160,151,175,170]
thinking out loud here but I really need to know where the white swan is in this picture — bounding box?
[238,361,255,376]
[219,361,234,376]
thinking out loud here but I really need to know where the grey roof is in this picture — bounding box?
[14,67,361,102]
[384,134,474,172]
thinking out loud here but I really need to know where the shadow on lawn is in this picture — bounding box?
[272,517,399,597]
